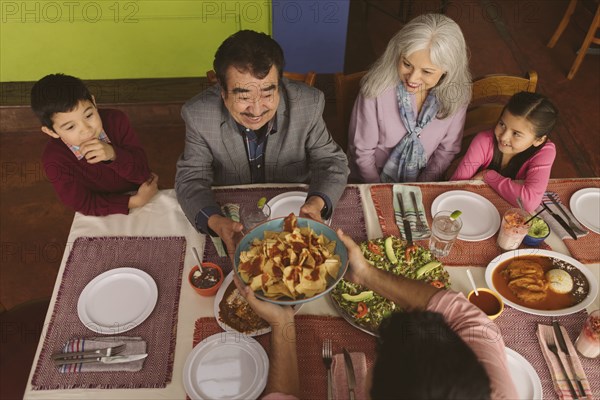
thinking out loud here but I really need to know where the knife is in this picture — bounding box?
[54,353,147,366]
[548,195,585,234]
[397,194,413,246]
[410,191,427,232]
[342,348,356,400]
[541,202,578,240]
[552,321,586,397]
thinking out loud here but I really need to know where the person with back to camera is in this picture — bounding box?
[31,73,158,216]
[235,229,519,400]
[175,30,349,254]
[348,13,471,183]
[451,91,558,212]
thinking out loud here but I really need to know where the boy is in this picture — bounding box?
[31,73,158,216]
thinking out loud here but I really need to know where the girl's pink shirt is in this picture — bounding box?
[347,87,467,183]
[450,130,556,212]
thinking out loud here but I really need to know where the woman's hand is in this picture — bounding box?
[337,229,371,286]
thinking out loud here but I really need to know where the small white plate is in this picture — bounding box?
[267,191,307,219]
[214,272,272,337]
[570,188,600,234]
[183,332,268,400]
[485,249,599,316]
[505,347,543,399]
[431,190,501,241]
[77,268,158,334]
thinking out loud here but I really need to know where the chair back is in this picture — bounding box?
[334,71,367,152]
[206,70,317,87]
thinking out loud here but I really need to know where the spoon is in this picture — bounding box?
[192,247,203,274]
[466,269,478,296]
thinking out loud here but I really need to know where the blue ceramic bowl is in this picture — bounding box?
[234,217,349,305]
[522,226,551,246]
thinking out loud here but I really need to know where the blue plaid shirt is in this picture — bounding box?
[237,118,276,183]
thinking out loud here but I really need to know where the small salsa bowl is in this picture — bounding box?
[522,217,551,246]
[467,288,504,320]
[189,262,224,296]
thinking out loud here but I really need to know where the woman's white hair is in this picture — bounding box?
[360,13,472,118]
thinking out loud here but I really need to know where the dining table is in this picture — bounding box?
[24,179,600,400]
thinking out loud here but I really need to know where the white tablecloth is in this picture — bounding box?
[24,184,599,399]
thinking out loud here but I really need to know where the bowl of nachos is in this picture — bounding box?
[234,213,348,305]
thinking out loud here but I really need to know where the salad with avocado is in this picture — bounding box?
[330,236,450,335]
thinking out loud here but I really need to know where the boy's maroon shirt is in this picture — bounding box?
[42,108,152,216]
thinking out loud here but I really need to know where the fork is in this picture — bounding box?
[543,328,579,399]
[322,339,333,400]
[51,343,126,360]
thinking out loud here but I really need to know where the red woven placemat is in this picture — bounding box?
[192,315,377,400]
[495,307,600,400]
[203,187,368,275]
[546,179,600,263]
[32,236,186,390]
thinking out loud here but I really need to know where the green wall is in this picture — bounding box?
[0,0,271,82]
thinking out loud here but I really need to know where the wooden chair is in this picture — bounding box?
[206,70,317,87]
[446,70,538,178]
[333,71,367,153]
[547,0,600,79]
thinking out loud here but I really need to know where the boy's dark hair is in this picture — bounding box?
[371,311,491,400]
[489,91,558,179]
[213,30,284,92]
[30,73,93,130]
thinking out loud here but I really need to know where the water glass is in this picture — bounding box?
[575,310,600,358]
[497,208,531,251]
[241,204,271,231]
[429,211,462,258]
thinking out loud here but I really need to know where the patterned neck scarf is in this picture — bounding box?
[66,131,111,160]
[380,84,439,182]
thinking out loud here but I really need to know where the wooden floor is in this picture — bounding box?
[1,0,599,309]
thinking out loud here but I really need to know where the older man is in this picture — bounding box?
[175,30,348,252]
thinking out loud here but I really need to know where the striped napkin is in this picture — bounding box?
[392,185,431,240]
[209,203,241,257]
[537,325,593,399]
[56,336,146,373]
[535,192,588,240]
[332,352,368,400]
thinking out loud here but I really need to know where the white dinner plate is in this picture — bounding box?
[267,191,307,219]
[505,347,543,399]
[214,272,271,337]
[77,267,158,334]
[485,249,599,316]
[183,332,268,400]
[431,190,501,241]
[570,188,600,234]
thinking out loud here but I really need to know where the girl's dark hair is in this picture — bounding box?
[213,30,284,92]
[488,91,558,179]
[30,73,93,130]
[371,311,491,400]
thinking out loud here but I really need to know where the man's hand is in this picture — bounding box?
[337,229,371,286]
[208,215,244,258]
[233,274,294,326]
[79,138,116,164]
[129,173,159,209]
[300,195,325,222]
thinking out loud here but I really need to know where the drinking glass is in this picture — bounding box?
[429,211,462,258]
[241,204,271,231]
[497,208,531,251]
[575,310,600,358]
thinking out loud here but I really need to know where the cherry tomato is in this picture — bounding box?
[356,302,368,318]
[430,280,445,289]
[368,242,383,256]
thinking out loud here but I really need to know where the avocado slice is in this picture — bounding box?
[415,261,442,279]
[384,237,398,264]
[342,291,374,302]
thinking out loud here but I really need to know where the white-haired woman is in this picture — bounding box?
[348,13,471,183]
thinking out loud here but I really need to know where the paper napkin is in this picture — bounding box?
[393,185,431,240]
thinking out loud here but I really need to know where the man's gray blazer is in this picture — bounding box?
[175,78,349,229]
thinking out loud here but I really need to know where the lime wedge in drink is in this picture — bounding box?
[450,210,462,220]
[257,197,267,209]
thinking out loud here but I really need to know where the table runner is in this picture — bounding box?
[203,187,367,275]
[192,315,377,400]
[371,179,600,266]
[495,307,600,400]
[32,236,186,390]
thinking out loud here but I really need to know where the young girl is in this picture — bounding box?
[450,91,558,212]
